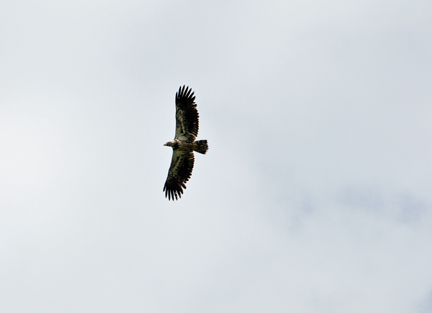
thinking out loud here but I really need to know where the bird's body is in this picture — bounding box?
[163,86,208,200]
[165,139,208,153]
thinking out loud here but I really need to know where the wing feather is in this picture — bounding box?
[163,150,195,200]
[175,85,199,142]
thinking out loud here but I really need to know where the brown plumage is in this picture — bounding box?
[163,86,208,200]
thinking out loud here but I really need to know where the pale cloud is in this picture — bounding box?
[0,0,431,312]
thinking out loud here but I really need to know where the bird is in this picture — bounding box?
[163,86,208,200]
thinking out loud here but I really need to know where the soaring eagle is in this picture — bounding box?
[163,86,208,200]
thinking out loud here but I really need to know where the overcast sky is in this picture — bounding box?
[1,0,431,312]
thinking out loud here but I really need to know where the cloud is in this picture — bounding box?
[0,0,431,312]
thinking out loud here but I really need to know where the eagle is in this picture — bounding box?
[163,86,208,200]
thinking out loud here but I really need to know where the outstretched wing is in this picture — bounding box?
[163,150,195,200]
[175,86,199,143]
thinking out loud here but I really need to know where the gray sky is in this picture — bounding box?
[1,0,431,312]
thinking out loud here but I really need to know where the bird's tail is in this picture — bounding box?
[193,140,208,154]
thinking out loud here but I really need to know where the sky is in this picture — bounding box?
[0,0,431,312]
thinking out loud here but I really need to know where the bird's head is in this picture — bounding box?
[164,141,174,147]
